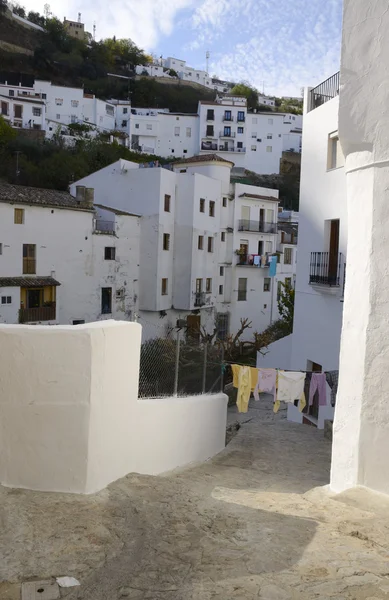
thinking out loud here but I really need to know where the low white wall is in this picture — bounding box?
[0,321,227,494]
[257,334,292,370]
[133,394,228,475]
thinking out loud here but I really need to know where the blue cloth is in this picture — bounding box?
[269,255,277,277]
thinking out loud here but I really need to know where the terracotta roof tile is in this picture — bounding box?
[0,182,93,211]
[174,153,234,166]
[0,276,61,287]
[238,192,279,201]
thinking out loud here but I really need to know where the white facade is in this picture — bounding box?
[0,183,140,326]
[130,110,199,158]
[0,93,45,130]
[258,95,275,107]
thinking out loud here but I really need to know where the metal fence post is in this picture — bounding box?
[173,329,180,396]
[202,342,208,394]
[220,346,225,393]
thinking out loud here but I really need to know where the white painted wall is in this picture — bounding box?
[0,321,227,493]
[257,335,292,370]
[245,113,284,174]
[0,94,45,130]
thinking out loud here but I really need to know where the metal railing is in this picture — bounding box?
[94,220,115,235]
[19,303,56,323]
[194,292,206,307]
[223,116,234,122]
[219,131,236,138]
[309,71,340,112]
[236,253,270,267]
[309,252,343,286]
[201,141,218,150]
[238,220,277,233]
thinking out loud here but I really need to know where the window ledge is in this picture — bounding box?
[310,283,340,295]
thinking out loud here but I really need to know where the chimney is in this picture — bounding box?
[76,185,86,204]
[85,188,94,208]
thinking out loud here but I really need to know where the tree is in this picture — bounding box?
[230,82,259,109]
[0,0,8,12]
[27,10,45,26]
[12,3,25,17]
[0,116,17,150]
[277,282,295,333]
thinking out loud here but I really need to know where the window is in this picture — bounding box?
[163,233,170,251]
[251,132,257,138]
[223,126,231,137]
[186,127,191,137]
[198,235,204,250]
[146,124,152,130]
[174,126,180,136]
[196,278,203,293]
[263,278,271,292]
[1,101,8,116]
[106,105,114,116]
[42,93,47,99]
[101,287,112,314]
[23,244,36,274]
[1,296,11,304]
[200,198,205,213]
[121,120,127,127]
[216,313,229,340]
[207,237,214,252]
[207,109,214,120]
[206,125,214,136]
[328,132,344,169]
[266,241,273,253]
[9,90,14,97]
[237,111,245,122]
[55,98,63,105]
[277,281,282,301]
[161,278,168,295]
[268,118,273,125]
[71,100,79,107]
[72,320,85,325]
[219,285,224,295]
[238,278,247,301]
[237,142,243,149]
[224,110,232,121]
[14,105,22,119]
[56,113,60,119]
[237,127,244,134]
[222,197,227,207]
[71,115,77,123]
[221,232,226,242]
[251,145,257,151]
[284,248,292,264]
[123,108,128,114]
[164,194,171,212]
[266,146,272,152]
[14,208,24,224]
[252,117,257,124]
[285,277,292,288]
[104,247,116,260]
[206,278,212,293]
[220,266,224,276]
[209,201,215,217]
[267,134,273,139]
[135,123,139,129]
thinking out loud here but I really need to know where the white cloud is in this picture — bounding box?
[19,0,195,49]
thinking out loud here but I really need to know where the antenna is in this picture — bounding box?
[93,21,96,40]
[78,12,81,23]
[206,51,210,75]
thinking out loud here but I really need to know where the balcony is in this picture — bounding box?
[219,131,236,138]
[194,292,206,307]
[309,71,340,112]
[309,252,343,286]
[238,220,277,233]
[201,141,218,151]
[223,116,234,122]
[94,219,116,235]
[19,303,56,323]
[236,254,270,267]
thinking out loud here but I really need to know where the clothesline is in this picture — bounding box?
[223,360,332,374]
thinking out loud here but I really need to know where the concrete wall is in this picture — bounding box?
[0,321,228,494]
[257,335,292,370]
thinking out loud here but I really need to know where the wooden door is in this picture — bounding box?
[328,219,339,283]
[187,315,201,341]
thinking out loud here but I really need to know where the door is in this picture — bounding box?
[328,219,339,283]
[258,241,264,256]
[241,206,250,230]
[259,208,265,232]
[187,315,201,341]
[27,289,42,308]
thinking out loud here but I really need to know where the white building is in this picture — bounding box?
[258,95,276,107]
[70,155,289,340]
[0,93,45,130]
[0,182,140,326]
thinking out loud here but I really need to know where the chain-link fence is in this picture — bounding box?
[138,317,225,399]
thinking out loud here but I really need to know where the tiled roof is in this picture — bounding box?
[239,192,279,202]
[94,203,140,217]
[0,276,61,287]
[0,182,94,211]
[174,153,234,166]
[0,94,45,105]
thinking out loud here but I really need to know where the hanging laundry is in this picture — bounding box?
[309,373,327,407]
[253,369,277,403]
[276,371,306,413]
[295,372,311,414]
[231,365,258,393]
[253,255,261,266]
[325,370,339,407]
[261,254,267,267]
[233,365,251,413]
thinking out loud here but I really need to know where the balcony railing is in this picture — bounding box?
[19,303,56,323]
[223,116,234,122]
[94,220,116,235]
[201,141,218,151]
[238,220,277,233]
[309,252,343,286]
[309,71,340,112]
[194,292,206,307]
[219,131,236,138]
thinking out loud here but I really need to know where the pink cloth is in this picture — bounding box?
[309,373,327,406]
[254,369,277,402]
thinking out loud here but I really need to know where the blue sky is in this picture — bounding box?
[22,0,343,96]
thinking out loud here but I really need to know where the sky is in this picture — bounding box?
[19,0,343,97]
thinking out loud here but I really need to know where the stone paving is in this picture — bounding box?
[2,399,389,599]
